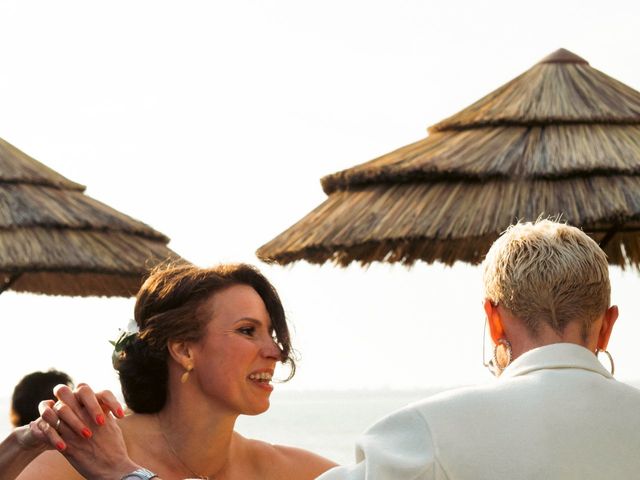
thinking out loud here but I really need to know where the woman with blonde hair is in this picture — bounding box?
[318,220,640,479]
[11,263,336,480]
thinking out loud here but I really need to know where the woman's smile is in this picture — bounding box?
[247,370,275,392]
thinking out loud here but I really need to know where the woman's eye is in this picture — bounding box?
[238,326,255,336]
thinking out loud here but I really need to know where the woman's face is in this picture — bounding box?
[190,284,282,415]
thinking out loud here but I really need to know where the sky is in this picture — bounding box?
[1,0,640,423]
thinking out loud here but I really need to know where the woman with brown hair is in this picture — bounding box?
[13,263,336,480]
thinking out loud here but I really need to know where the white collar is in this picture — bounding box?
[499,343,612,380]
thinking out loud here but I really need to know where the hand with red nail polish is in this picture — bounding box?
[0,385,141,480]
[1,383,132,478]
[29,383,137,480]
[53,400,135,480]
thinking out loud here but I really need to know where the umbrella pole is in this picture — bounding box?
[0,274,21,294]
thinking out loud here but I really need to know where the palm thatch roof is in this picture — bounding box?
[257,48,640,268]
[0,137,182,296]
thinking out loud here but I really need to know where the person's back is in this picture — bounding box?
[320,220,640,480]
[393,343,640,479]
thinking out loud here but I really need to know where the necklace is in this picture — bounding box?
[156,414,210,480]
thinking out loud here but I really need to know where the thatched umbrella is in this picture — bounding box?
[0,137,181,296]
[257,48,640,268]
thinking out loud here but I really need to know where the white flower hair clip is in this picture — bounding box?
[110,319,140,370]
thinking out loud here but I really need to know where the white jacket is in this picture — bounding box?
[319,343,640,479]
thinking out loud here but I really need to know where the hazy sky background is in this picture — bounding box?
[1,0,640,429]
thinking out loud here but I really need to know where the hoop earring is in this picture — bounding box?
[181,364,193,384]
[596,349,615,376]
[492,338,512,376]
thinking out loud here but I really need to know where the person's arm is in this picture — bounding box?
[0,424,50,480]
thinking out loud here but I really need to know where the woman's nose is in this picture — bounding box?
[261,337,281,359]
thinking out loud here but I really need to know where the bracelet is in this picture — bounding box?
[120,467,158,479]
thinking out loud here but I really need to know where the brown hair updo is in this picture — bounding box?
[116,263,294,413]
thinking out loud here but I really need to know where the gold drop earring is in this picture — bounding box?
[181,363,193,384]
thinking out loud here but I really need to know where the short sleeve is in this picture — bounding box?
[316,406,441,480]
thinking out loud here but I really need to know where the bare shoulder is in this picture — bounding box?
[242,436,337,479]
[16,450,82,480]
[272,443,338,475]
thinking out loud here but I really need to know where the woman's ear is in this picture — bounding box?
[484,299,505,343]
[167,339,193,369]
[597,305,619,351]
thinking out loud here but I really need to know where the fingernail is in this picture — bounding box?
[96,414,105,426]
[56,441,66,451]
[81,427,92,439]
[116,407,124,418]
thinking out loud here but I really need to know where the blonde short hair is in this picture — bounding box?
[482,220,610,338]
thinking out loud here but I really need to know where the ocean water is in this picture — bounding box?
[0,388,447,465]
[234,388,448,464]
